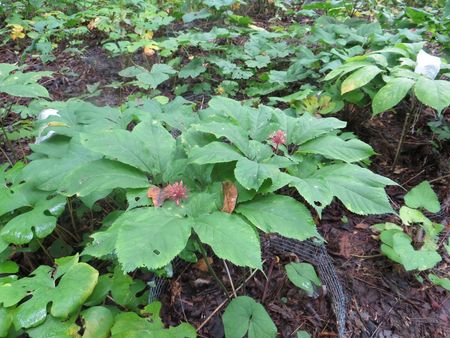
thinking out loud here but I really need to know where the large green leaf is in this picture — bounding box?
[237,195,320,241]
[80,130,153,173]
[110,267,148,310]
[132,122,176,176]
[81,306,115,338]
[0,307,13,337]
[372,78,415,115]
[114,208,192,272]
[80,121,176,177]
[319,167,394,215]
[194,212,262,269]
[52,264,99,318]
[414,77,450,113]
[110,303,196,338]
[0,64,51,98]
[288,115,346,144]
[299,135,374,162]
[234,158,280,191]
[222,296,277,338]
[189,142,243,164]
[380,230,441,271]
[58,159,148,197]
[24,140,102,192]
[341,65,382,94]
[135,64,176,89]
[178,58,206,79]
[293,164,395,216]
[324,61,371,81]
[192,121,250,154]
[404,181,440,213]
[26,315,79,338]
[0,258,98,329]
[1,195,66,245]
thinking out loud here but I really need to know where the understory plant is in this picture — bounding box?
[0,254,196,336]
[325,42,450,115]
[0,91,396,333]
[372,181,449,291]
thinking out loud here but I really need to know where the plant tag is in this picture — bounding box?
[35,108,61,144]
[414,50,441,80]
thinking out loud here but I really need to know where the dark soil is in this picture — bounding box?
[0,40,449,338]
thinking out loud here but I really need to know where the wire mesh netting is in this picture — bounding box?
[148,233,347,338]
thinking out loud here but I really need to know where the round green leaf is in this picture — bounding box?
[415,77,450,113]
[81,306,114,338]
[222,296,277,338]
[51,263,99,318]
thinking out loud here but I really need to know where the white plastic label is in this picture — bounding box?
[35,109,60,144]
[414,50,441,80]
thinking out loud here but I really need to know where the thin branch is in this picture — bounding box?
[223,261,236,298]
[196,259,266,332]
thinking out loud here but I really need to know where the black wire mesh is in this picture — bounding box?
[148,234,347,338]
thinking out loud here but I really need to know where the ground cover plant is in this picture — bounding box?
[0,0,449,337]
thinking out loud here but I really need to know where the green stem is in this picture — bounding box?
[195,237,229,295]
[0,103,18,162]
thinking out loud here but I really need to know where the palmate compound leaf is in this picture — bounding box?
[79,121,176,177]
[135,64,177,89]
[178,58,207,79]
[0,256,98,329]
[285,114,347,145]
[222,296,277,338]
[192,121,250,155]
[234,157,281,191]
[236,194,321,241]
[87,202,263,271]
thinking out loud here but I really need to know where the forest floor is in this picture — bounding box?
[1,37,449,338]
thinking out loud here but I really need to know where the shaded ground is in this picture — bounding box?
[1,42,449,337]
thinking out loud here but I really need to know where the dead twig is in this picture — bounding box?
[223,261,237,298]
[196,260,266,332]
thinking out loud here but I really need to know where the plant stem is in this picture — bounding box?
[0,103,18,162]
[392,110,411,170]
[0,145,13,166]
[195,237,228,295]
[66,197,80,241]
